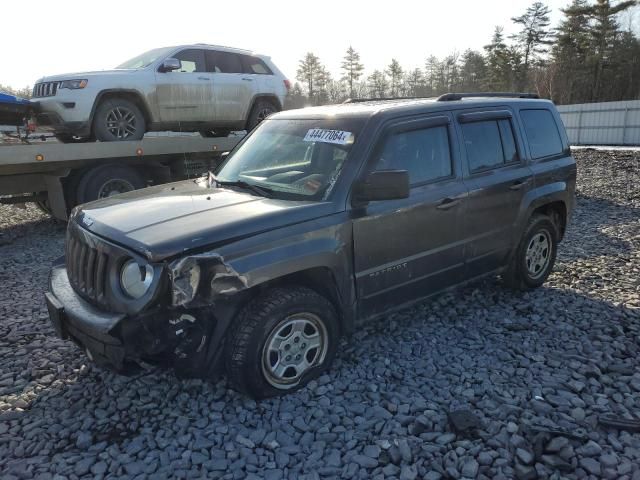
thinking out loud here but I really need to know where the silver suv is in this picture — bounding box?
[32,44,289,142]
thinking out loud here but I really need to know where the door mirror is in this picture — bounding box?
[159,58,181,73]
[354,170,409,202]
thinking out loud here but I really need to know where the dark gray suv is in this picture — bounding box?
[45,93,576,398]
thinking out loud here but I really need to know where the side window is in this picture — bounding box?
[375,126,452,185]
[461,119,519,172]
[240,55,273,75]
[172,49,206,73]
[206,51,243,73]
[520,109,564,159]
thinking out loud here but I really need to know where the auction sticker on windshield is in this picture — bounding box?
[304,129,354,145]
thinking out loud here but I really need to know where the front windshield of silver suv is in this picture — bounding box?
[216,119,363,199]
[116,47,175,69]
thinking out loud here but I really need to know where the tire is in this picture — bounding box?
[503,214,559,290]
[93,98,146,142]
[75,164,146,204]
[55,134,92,144]
[245,99,278,132]
[225,287,339,399]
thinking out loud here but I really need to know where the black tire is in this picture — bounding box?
[225,287,339,399]
[199,129,232,138]
[93,98,146,142]
[503,214,559,290]
[75,164,146,204]
[55,134,92,144]
[245,99,278,132]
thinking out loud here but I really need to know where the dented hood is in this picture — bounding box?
[73,179,335,261]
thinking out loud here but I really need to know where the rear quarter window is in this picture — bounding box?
[520,109,564,159]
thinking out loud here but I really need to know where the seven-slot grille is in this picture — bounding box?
[65,229,110,308]
[33,82,60,98]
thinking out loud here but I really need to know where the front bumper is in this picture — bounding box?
[46,264,221,375]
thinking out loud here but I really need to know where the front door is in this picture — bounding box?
[352,114,468,318]
[455,110,534,276]
[154,48,215,123]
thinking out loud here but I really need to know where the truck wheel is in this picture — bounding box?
[76,164,146,204]
[246,100,278,132]
[93,98,146,142]
[226,287,339,399]
[503,214,559,290]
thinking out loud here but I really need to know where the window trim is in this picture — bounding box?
[519,108,566,161]
[460,117,522,175]
[372,116,456,188]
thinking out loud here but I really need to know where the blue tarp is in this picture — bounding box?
[0,92,32,125]
[0,92,32,106]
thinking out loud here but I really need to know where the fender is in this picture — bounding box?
[89,89,153,130]
[515,181,569,237]
[244,94,283,126]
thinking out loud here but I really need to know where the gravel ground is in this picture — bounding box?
[1,149,639,480]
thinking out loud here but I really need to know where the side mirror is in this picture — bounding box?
[354,170,409,202]
[159,58,181,73]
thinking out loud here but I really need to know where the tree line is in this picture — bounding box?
[289,0,640,108]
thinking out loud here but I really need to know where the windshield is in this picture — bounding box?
[216,119,363,199]
[116,47,175,69]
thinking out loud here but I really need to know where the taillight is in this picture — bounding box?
[284,79,291,91]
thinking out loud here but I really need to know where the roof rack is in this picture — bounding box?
[437,92,539,101]
[342,96,434,104]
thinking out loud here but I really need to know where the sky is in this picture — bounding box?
[0,0,604,90]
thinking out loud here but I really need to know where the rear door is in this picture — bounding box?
[456,109,533,276]
[154,48,214,122]
[352,114,468,318]
[205,50,254,123]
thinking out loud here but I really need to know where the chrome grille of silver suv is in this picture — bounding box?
[33,82,60,98]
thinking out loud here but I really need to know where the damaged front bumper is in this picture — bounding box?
[46,264,224,376]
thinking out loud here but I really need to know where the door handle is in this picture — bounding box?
[241,77,254,82]
[197,76,211,81]
[509,179,530,190]
[436,197,461,210]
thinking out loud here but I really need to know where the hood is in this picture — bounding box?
[73,179,336,261]
[36,69,139,83]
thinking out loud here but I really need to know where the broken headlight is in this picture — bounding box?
[120,259,154,299]
[171,262,201,306]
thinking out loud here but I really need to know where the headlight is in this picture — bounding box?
[59,79,88,90]
[120,259,154,299]
[171,263,201,306]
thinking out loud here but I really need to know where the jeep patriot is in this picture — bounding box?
[45,93,576,398]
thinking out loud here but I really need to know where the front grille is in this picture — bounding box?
[33,81,60,98]
[66,228,110,308]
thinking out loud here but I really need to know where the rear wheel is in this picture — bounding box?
[246,99,278,132]
[93,98,146,142]
[75,164,146,204]
[503,214,559,290]
[225,287,339,399]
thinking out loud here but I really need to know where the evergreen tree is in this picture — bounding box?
[484,27,512,90]
[511,2,554,77]
[296,53,325,100]
[341,46,365,98]
[404,68,426,96]
[386,59,404,97]
[368,70,389,98]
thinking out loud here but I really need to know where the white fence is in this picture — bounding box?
[557,100,640,146]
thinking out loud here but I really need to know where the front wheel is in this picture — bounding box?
[93,98,146,142]
[225,287,339,399]
[503,214,559,290]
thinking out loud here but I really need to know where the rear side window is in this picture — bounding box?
[520,109,564,159]
[172,49,206,73]
[206,51,243,73]
[375,125,452,185]
[241,55,273,75]
[461,119,519,172]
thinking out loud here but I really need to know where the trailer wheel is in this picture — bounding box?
[76,164,146,204]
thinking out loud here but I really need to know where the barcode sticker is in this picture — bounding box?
[303,129,354,145]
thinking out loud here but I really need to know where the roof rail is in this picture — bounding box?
[437,92,539,101]
[342,96,434,104]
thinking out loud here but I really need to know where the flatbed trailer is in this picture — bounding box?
[0,136,242,220]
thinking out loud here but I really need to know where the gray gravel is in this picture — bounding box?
[1,149,639,479]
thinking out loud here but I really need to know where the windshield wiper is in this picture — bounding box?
[208,173,272,198]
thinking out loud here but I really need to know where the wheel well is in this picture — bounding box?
[92,91,152,128]
[533,201,567,239]
[241,267,348,334]
[251,95,282,113]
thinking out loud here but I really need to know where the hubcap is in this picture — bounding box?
[525,229,552,279]
[106,106,137,140]
[97,179,135,198]
[262,313,328,389]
